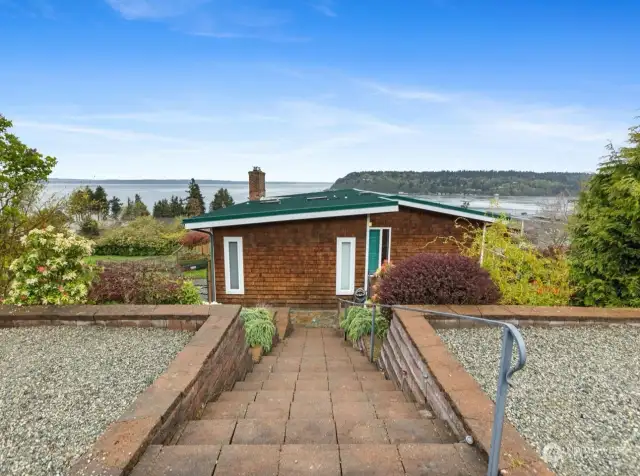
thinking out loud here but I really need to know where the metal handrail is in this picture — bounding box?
[337,298,527,476]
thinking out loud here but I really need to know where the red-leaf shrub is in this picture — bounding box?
[377,253,500,308]
[89,261,187,304]
[180,231,210,247]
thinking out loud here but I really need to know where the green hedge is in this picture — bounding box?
[94,217,185,256]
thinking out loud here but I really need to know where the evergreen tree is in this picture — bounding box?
[569,124,640,307]
[109,196,122,219]
[185,179,205,217]
[121,198,134,221]
[209,187,235,212]
[133,194,150,218]
[92,185,109,220]
[153,198,171,218]
[169,195,185,217]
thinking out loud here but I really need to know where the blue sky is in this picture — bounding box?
[1,0,638,181]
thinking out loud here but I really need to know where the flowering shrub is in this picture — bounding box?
[94,216,185,256]
[88,261,202,304]
[377,253,500,309]
[462,220,572,306]
[4,226,96,305]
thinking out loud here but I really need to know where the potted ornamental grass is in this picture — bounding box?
[240,307,276,363]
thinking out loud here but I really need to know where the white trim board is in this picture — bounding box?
[336,237,356,296]
[396,200,498,223]
[185,205,399,230]
[223,237,245,295]
[364,215,370,291]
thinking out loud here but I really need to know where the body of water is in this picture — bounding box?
[44,180,333,209]
[44,180,566,217]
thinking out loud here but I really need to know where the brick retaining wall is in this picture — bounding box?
[0,304,216,331]
[66,305,252,476]
[380,308,554,476]
[417,304,640,328]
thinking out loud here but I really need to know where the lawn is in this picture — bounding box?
[86,255,207,279]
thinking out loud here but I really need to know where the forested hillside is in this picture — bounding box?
[331,170,591,196]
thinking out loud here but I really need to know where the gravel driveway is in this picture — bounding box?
[0,326,193,476]
[437,326,640,476]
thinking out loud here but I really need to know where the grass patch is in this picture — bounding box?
[183,268,207,279]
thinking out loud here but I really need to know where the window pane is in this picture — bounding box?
[228,241,239,289]
[381,229,390,264]
[340,241,351,291]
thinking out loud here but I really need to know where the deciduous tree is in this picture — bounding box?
[0,114,58,295]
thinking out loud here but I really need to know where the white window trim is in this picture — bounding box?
[336,237,356,296]
[223,237,245,295]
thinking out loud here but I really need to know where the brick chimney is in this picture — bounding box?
[248,166,266,201]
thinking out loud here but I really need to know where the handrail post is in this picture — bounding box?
[486,327,515,476]
[369,305,376,363]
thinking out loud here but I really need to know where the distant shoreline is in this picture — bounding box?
[47,178,330,185]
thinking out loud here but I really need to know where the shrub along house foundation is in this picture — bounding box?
[183,168,499,308]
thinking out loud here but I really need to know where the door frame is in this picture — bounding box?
[365,225,392,291]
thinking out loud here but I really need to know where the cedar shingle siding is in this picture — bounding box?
[214,216,366,308]
[370,207,475,262]
[213,206,480,308]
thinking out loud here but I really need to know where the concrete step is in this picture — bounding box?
[132,443,485,475]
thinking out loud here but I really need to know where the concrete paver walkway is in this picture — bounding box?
[132,328,486,475]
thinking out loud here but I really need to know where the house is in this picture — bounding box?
[183,167,499,308]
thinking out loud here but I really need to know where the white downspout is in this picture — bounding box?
[479,223,487,266]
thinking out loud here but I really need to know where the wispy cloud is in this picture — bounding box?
[14,120,191,144]
[104,0,210,20]
[105,0,308,41]
[362,81,451,103]
[311,1,337,17]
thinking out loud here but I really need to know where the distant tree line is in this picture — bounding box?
[331,170,593,196]
[67,179,236,231]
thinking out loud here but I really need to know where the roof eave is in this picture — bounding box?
[184,204,399,229]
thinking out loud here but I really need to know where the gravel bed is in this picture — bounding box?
[0,326,194,476]
[437,326,640,476]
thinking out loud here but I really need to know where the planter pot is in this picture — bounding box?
[251,345,263,363]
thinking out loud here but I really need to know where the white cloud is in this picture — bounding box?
[311,1,337,17]
[105,0,307,41]
[363,81,451,103]
[9,65,632,181]
[104,0,210,20]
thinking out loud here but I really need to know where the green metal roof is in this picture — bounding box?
[183,188,501,227]
[183,189,395,225]
[387,194,503,220]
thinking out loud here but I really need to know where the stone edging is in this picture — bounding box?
[68,305,252,476]
[0,304,222,331]
[417,304,640,328]
[382,309,554,476]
